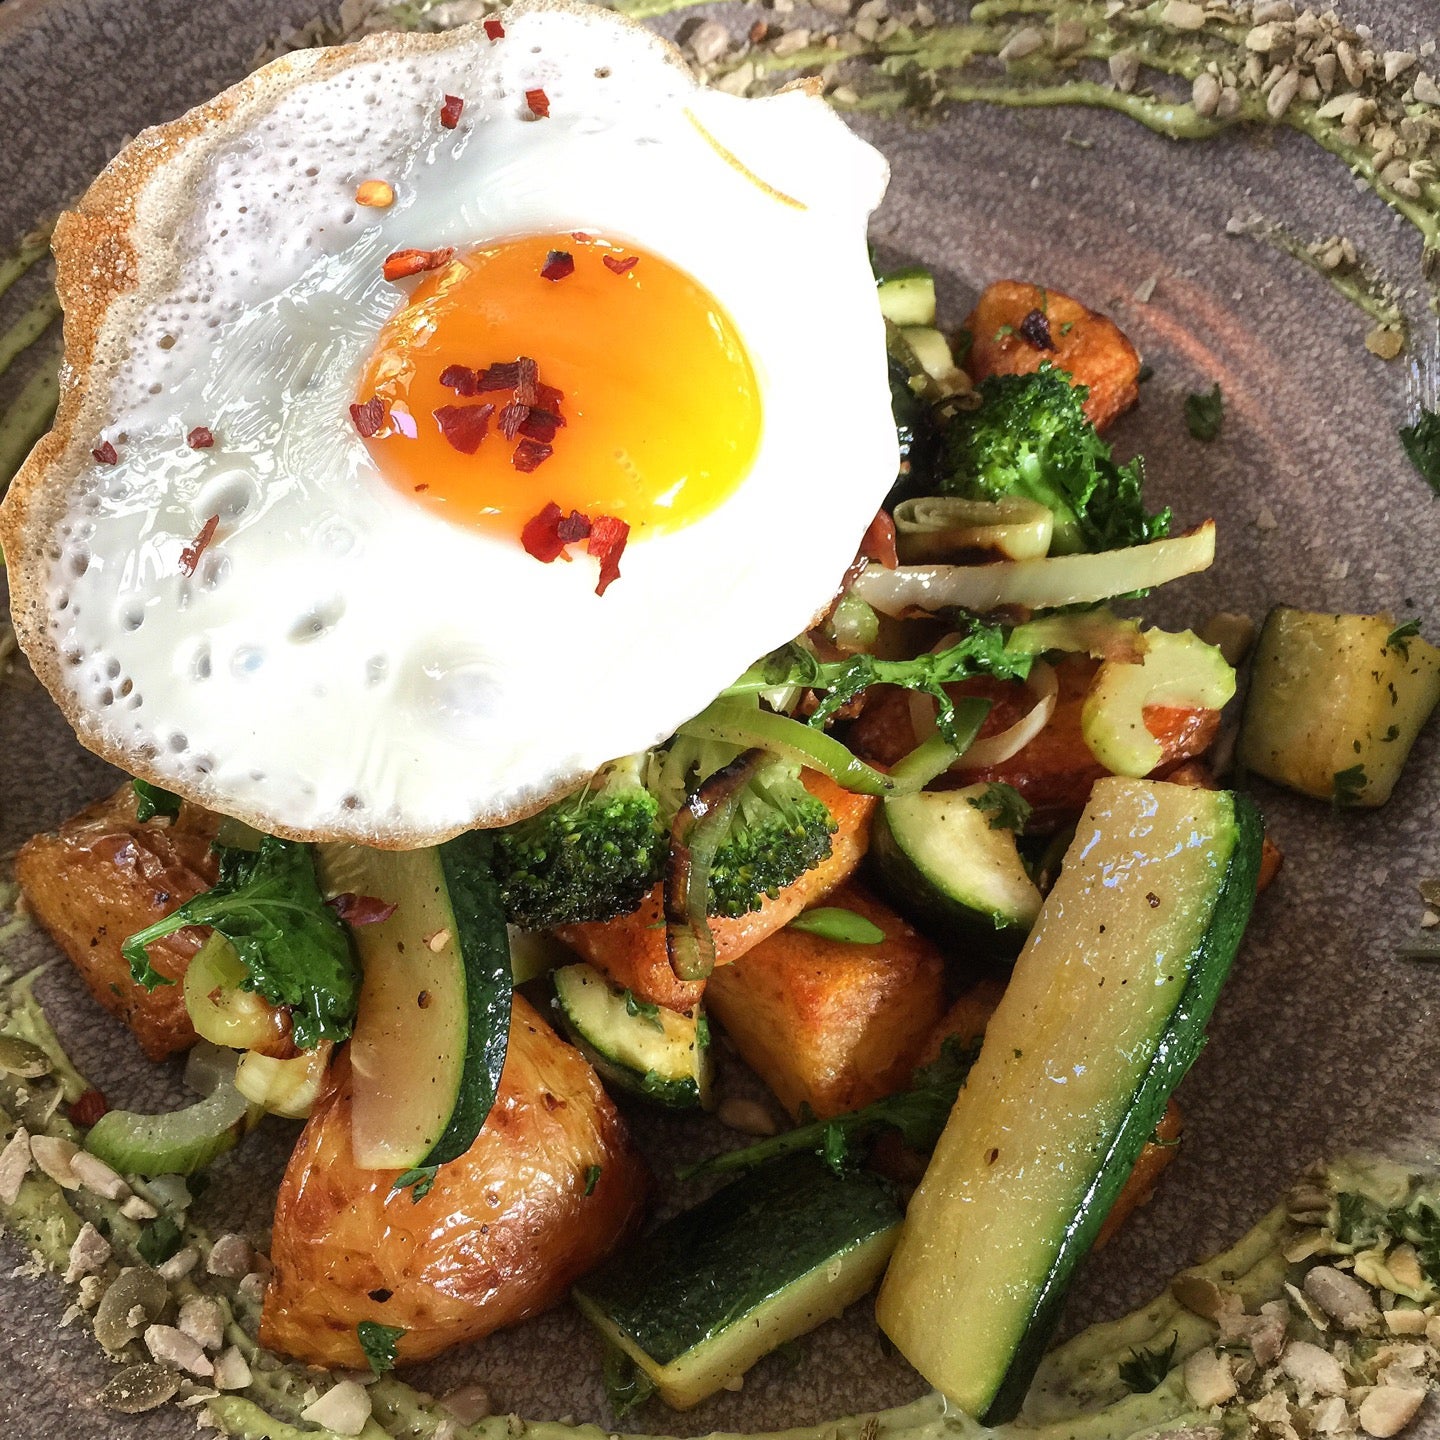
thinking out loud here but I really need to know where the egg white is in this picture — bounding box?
[23,5,896,844]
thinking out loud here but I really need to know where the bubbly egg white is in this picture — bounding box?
[44,7,896,843]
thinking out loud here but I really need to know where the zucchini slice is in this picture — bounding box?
[573,1155,901,1409]
[1237,608,1440,807]
[552,962,712,1110]
[876,776,1261,1423]
[869,785,1042,950]
[315,833,511,1169]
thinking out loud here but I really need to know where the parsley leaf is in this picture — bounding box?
[735,619,1030,748]
[1332,764,1368,809]
[136,1215,183,1267]
[1183,383,1224,442]
[967,782,1032,833]
[1118,1333,1178,1393]
[1388,618,1422,658]
[1399,409,1440,496]
[584,1164,603,1196]
[392,1166,438,1202]
[356,1320,405,1376]
[132,779,182,823]
[121,836,359,1049]
[623,990,664,1031]
[681,1034,980,1180]
[787,907,886,945]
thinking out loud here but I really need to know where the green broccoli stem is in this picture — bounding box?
[0,352,59,490]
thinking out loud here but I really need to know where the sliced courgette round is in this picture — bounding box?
[870,785,1042,951]
[553,962,712,1110]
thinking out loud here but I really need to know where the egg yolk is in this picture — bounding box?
[356,232,763,542]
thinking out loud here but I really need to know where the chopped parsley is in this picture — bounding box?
[391,1166,439,1203]
[584,1164,603,1196]
[967,782,1033,833]
[357,1320,405,1375]
[136,1215,184,1267]
[623,990,664,1032]
[1387,618,1422,658]
[1399,409,1440,496]
[602,1344,656,1417]
[1332,763,1368,808]
[1118,1333,1178,1393]
[1183,383,1224,442]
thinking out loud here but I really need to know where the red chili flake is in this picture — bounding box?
[536,382,565,414]
[68,1090,109,1128]
[186,426,215,450]
[525,87,551,118]
[440,94,466,128]
[1018,308,1055,351]
[499,401,530,440]
[749,19,770,42]
[555,510,592,543]
[439,364,478,396]
[519,408,563,444]
[382,246,456,282]
[349,396,389,438]
[327,892,398,926]
[513,438,553,472]
[571,231,594,243]
[434,401,496,455]
[603,254,639,276]
[522,501,569,562]
[484,18,505,39]
[92,440,118,465]
[588,514,630,596]
[541,249,575,281]
[179,514,220,577]
[473,360,521,393]
[515,356,538,406]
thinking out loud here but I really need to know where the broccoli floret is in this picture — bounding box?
[492,755,663,930]
[494,744,837,930]
[942,364,1170,552]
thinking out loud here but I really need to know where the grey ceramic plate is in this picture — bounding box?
[1,0,1438,1433]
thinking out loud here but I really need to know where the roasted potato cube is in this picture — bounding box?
[705,884,945,1120]
[964,280,1141,432]
[260,994,647,1369]
[556,772,878,1011]
[849,658,1220,833]
[15,785,220,1061]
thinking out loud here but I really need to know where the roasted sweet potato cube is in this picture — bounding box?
[705,884,945,1120]
[964,280,1141,432]
[15,785,220,1060]
[261,994,647,1368]
[1096,1099,1183,1248]
[555,772,878,1011]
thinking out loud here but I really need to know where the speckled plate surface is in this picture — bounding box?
[1,0,1439,1434]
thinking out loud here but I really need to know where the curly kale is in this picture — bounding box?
[942,365,1170,553]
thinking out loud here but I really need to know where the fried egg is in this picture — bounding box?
[0,2,895,846]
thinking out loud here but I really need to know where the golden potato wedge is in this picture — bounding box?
[260,993,648,1369]
[849,658,1220,833]
[706,884,945,1120]
[964,280,1141,432]
[15,785,220,1061]
[556,772,878,1011]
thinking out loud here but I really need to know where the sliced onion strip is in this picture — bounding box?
[908,658,1058,770]
[853,522,1216,617]
[893,496,1054,562]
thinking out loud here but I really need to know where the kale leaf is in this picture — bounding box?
[132,779,182,823]
[121,836,359,1049]
[680,1034,980,1180]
